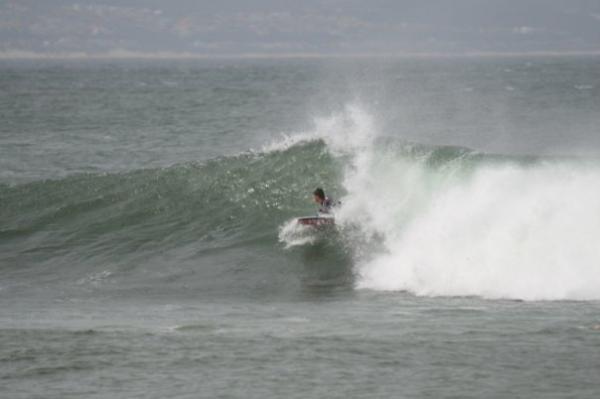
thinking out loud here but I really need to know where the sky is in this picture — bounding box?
[1,0,600,57]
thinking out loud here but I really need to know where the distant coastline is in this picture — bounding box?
[2,49,600,60]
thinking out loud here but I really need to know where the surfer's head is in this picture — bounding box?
[313,187,325,204]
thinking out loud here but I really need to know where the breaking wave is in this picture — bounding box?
[3,103,600,301]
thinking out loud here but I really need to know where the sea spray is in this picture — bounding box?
[277,102,378,247]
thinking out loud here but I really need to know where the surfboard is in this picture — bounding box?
[297,215,335,226]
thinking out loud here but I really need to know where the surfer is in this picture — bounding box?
[313,187,338,214]
[296,188,339,226]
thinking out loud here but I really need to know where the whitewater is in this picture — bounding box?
[277,103,600,301]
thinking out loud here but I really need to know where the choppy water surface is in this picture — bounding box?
[1,57,600,398]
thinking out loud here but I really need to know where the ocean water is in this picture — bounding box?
[1,56,600,398]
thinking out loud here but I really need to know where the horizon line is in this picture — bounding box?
[1,49,600,60]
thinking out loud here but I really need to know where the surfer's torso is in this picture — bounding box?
[318,196,335,214]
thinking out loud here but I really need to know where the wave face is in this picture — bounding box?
[3,103,600,301]
[0,139,345,298]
